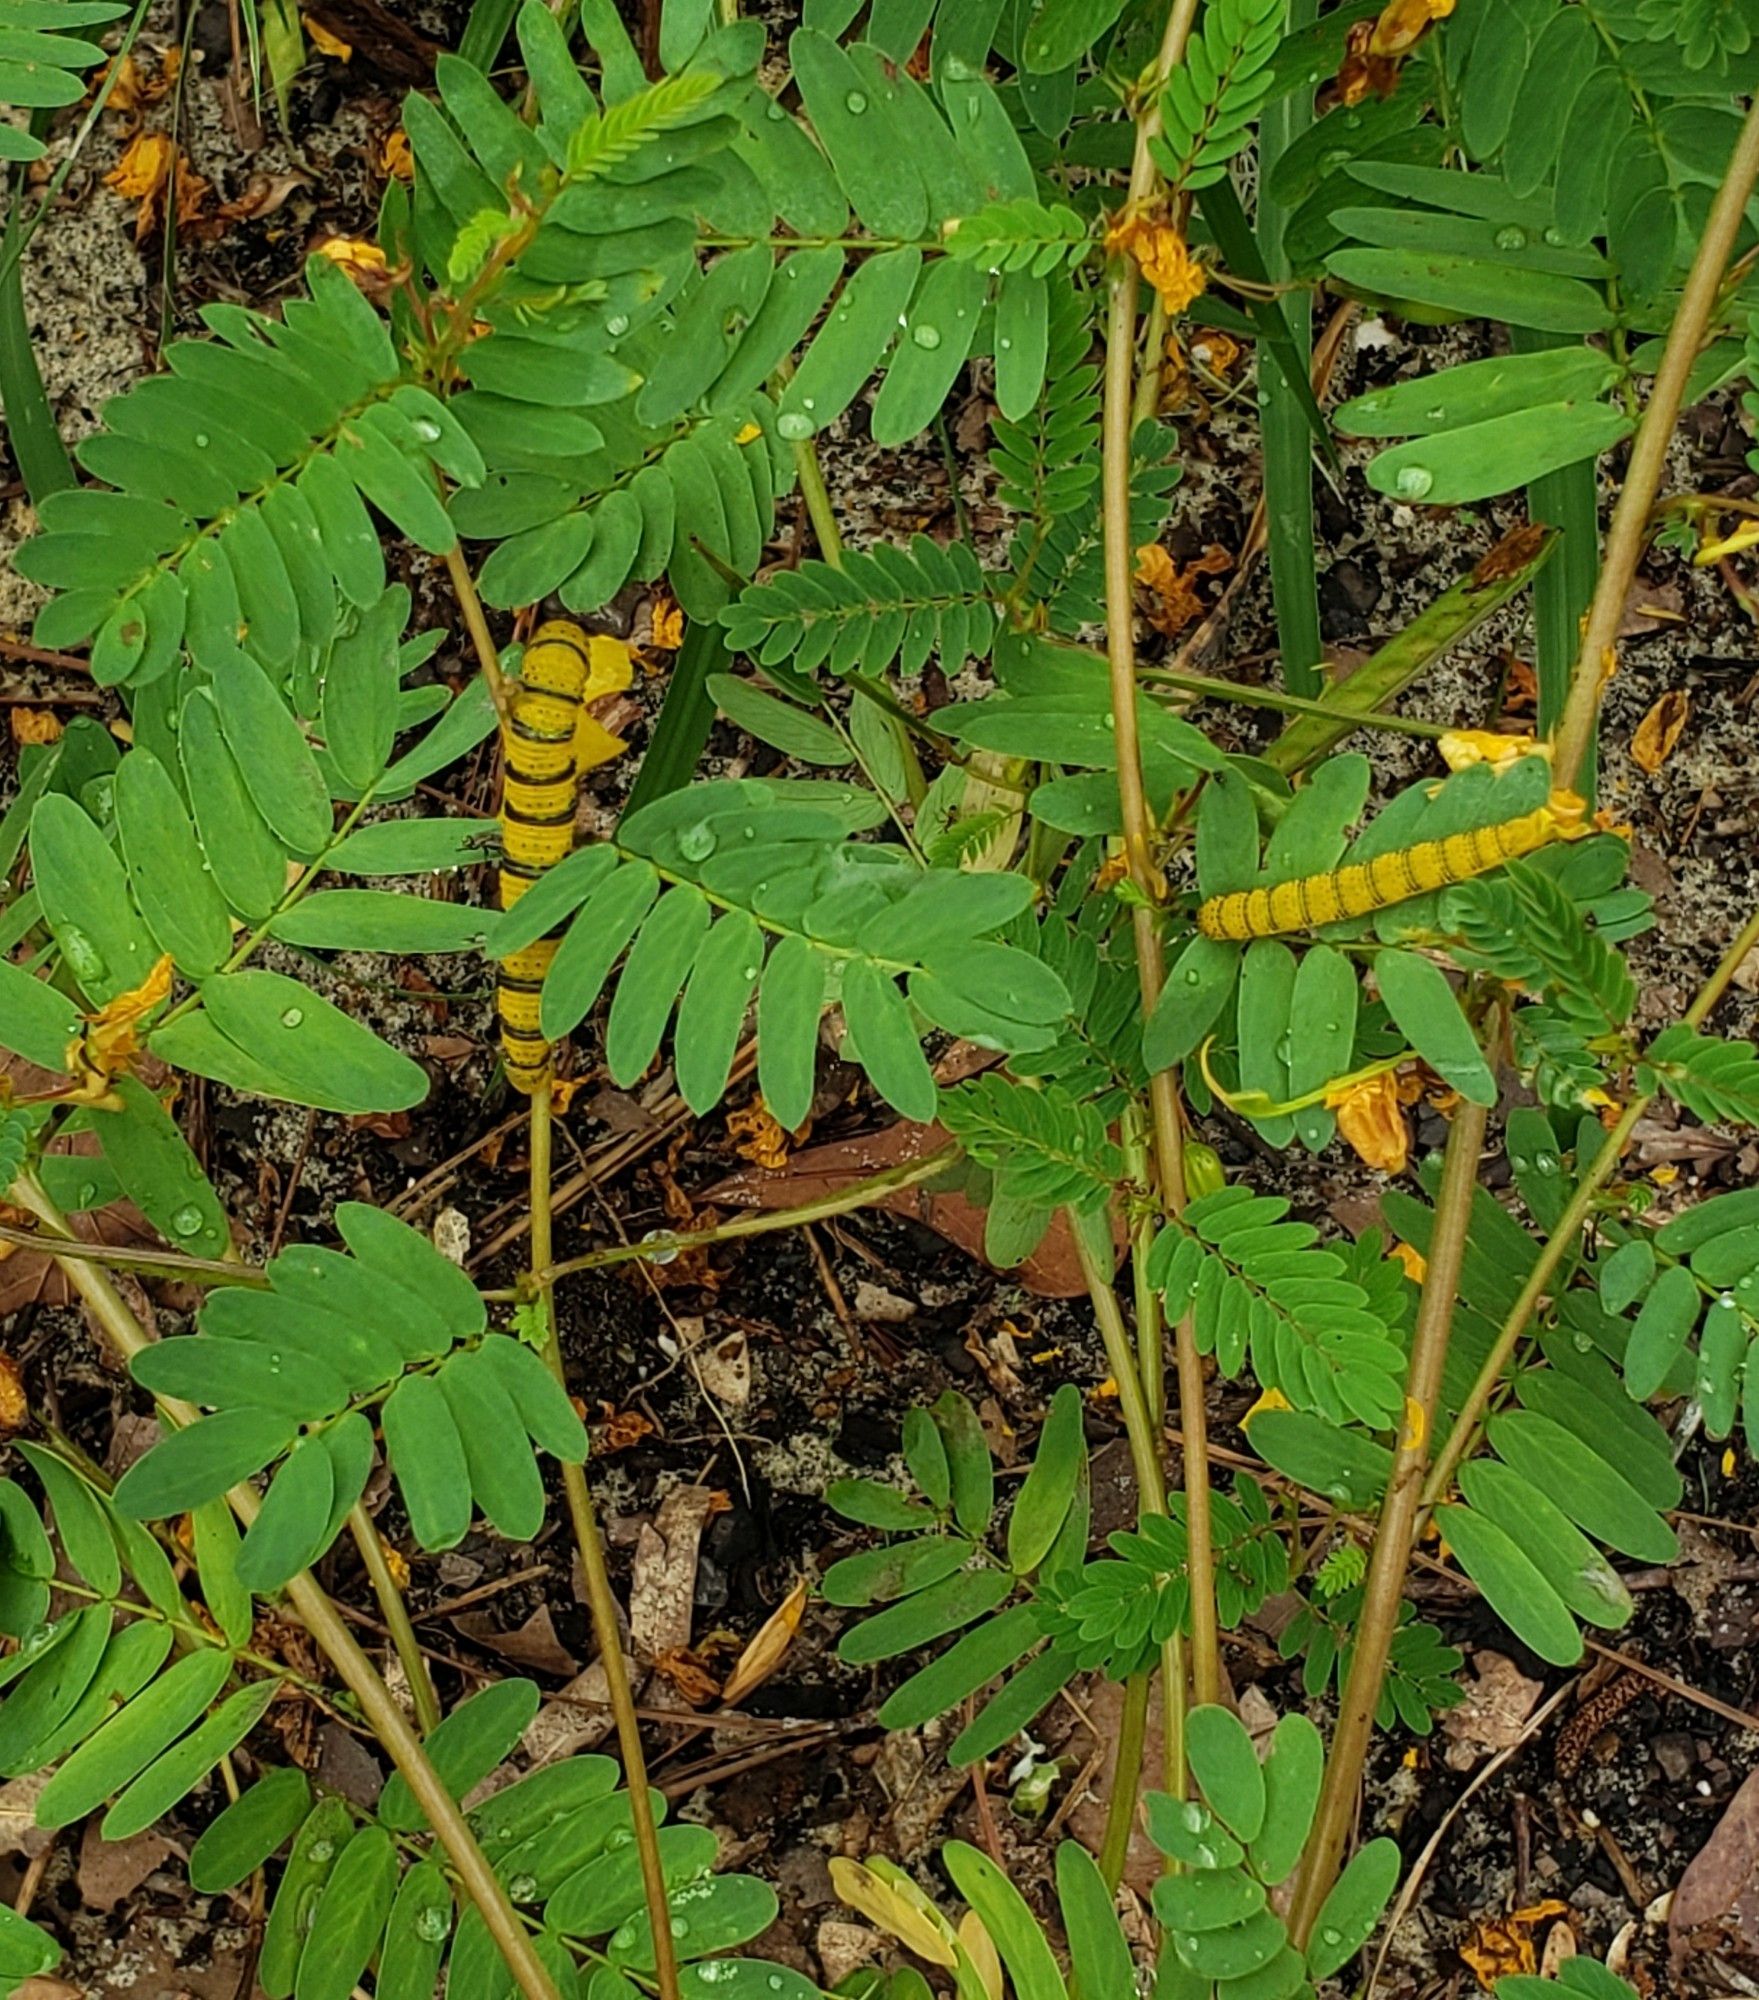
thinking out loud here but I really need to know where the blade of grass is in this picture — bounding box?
[1509,329,1599,746]
[1245,0,1322,697]
[0,166,73,500]
[623,618,725,815]
[1262,523,1558,775]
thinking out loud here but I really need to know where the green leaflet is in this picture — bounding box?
[382,1373,473,1551]
[236,1436,336,1594]
[114,1408,299,1519]
[294,1823,400,2000]
[1374,947,1496,1105]
[379,1676,541,1831]
[113,748,232,974]
[35,1646,236,1828]
[30,792,160,1005]
[104,1678,280,1840]
[155,969,428,1115]
[261,1800,356,1999]
[92,1075,230,1259]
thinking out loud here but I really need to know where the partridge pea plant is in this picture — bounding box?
[5,2,1759,1997]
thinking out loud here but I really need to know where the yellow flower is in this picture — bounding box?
[1106,211,1207,315]
[1242,1386,1292,1426]
[1438,728,1546,774]
[1326,1069,1409,1174]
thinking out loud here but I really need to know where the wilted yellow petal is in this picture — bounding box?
[10,707,63,746]
[1697,519,1759,563]
[381,128,412,180]
[302,13,351,58]
[650,595,685,651]
[1106,211,1206,314]
[572,713,628,772]
[1242,1385,1292,1426]
[105,129,173,202]
[77,954,175,1082]
[1390,1240,1427,1283]
[0,1354,25,1433]
[957,1914,1005,2000]
[314,236,389,289]
[733,421,763,445]
[582,632,636,701]
[1331,1070,1409,1174]
[1631,689,1689,775]
[719,1577,807,1708]
[1438,728,1545,774]
[827,1859,959,1969]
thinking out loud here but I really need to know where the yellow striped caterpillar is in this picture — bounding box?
[1196,797,1587,942]
[497,620,590,1093]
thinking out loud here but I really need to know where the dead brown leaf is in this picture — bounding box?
[630,1485,722,1662]
[76,1821,173,1910]
[594,1405,656,1453]
[1440,1649,1544,1770]
[720,1578,808,1709]
[1632,689,1690,775]
[455,1601,580,1678]
[1134,541,1231,639]
[704,1120,1121,1298]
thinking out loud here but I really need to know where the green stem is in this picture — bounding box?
[1552,92,1759,793]
[1423,895,1759,1511]
[1103,0,1219,1710]
[528,1085,681,2000]
[348,1507,442,1737]
[1098,1672,1152,1892]
[1287,1096,1488,1946]
[521,1141,959,1291]
[9,1172,563,2000]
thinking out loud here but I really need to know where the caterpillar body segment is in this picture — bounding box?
[1196,800,1585,942]
[497,621,590,1093]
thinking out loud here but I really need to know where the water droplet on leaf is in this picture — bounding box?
[910,322,942,350]
[1394,464,1434,500]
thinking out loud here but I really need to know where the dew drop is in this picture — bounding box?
[844,89,868,113]
[171,1204,205,1237]
[606,314,630,336]
[998,336,1012,351]
[194,432,211,448]
[610,1922,636,1950]
[1571,1330,1593,1352]
[1534,1152,1559,1175]
[1493,224,1527,250]
[670,1916,689,1938]
[1183,967,1202,985]
[308,1840,334,1864]
[910,322,943,350]
[776,411,815,441]
[411,418,442,443]
[1321,1927,1343,1948]
[678,821,718,862]
[508,1873,538,1902]
[280,1006,305,1028]
[1393,464,1434,500]
[1542,225,1565,245]
[1424,405,1446,422]
[641,1228,679,1266]
[75,1182,96,1207]
[415,1906,449,1943]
